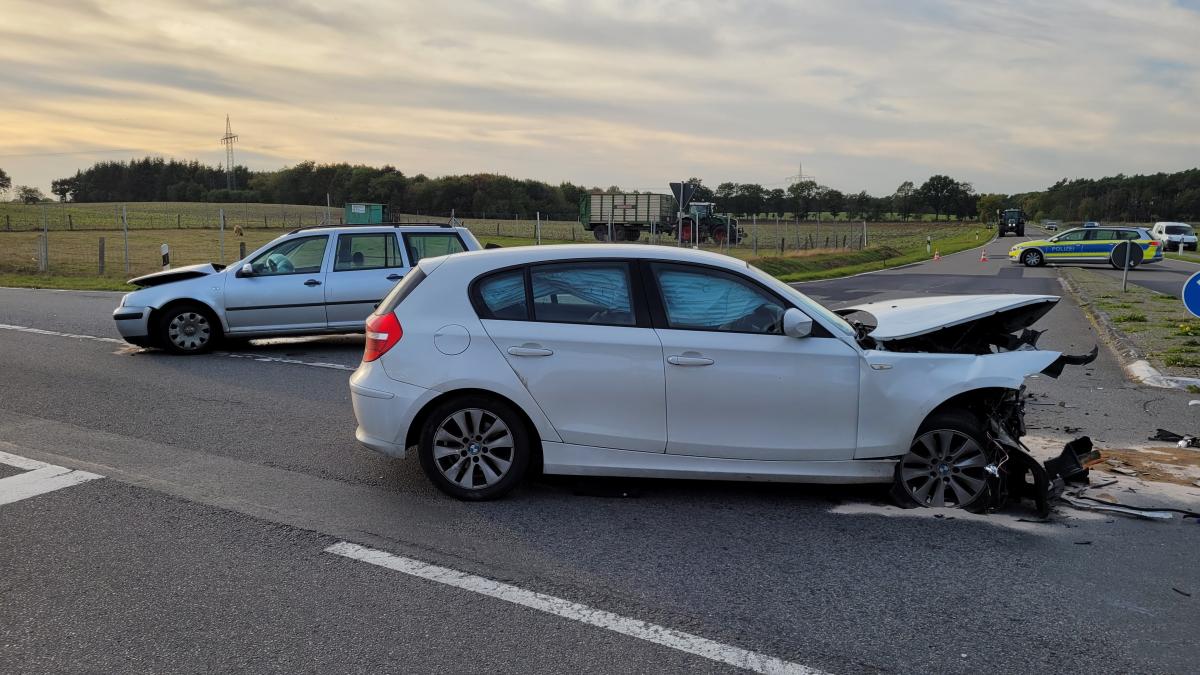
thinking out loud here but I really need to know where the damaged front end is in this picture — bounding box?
[979,389,1101,517]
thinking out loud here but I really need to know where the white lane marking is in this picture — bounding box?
[0,454,103,506]
[326,541,824,675]
[0,323,355,372]
[0,322,125,344]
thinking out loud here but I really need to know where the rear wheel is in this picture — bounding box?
[623,228,641,242]
[711,227,728,245]
[592,227,610,242]
[155,302,220,355]
[1021,249,1043,267]
[680,220,694,244]
[418,396,531,501]
[893,409,992,510]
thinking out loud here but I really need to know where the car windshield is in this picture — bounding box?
[744,264,856,337]
[1165,225,1194,235]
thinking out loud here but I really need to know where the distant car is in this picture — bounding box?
[351,244,1095,509]
[1150,222,1197,251]
[1082,221,1100,228]
[1042,221,1060,231]
[1008,227,1161,268]
[112,224,481,353]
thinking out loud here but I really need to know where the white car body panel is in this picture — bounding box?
[843,294,1059,340]
[655,328,860,460]
[481,320,667,453]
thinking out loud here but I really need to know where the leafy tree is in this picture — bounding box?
[977,194,1005,223]
[51,176,77,202]
[892,181,915,220]
[16,186,45,204]
[685,178,714,203]
[737,183,765,216]
[766,188,788,216]
[823,189,845,219]
[787,180,819,219]
[917,175,960,220]
[0,167,10,199]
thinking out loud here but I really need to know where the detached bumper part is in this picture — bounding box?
[1040,346,1098,378]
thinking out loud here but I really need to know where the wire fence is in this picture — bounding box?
[0,202,988,279]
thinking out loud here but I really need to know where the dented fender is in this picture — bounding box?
[854,349,1061,460]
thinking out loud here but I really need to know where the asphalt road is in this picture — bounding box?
[2,247,1198,674]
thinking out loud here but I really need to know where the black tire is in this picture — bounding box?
[623,228,641,242]
[418,395,532,501]
[592,227,610,242]
[1016,227,1025,237]
[1021,249,1043,267]
[892,409,993,511]
[154,302,221,355]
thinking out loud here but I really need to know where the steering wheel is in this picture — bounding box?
[722,304,784,333]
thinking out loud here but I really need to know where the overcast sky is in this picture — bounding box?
[2,0,1198,197]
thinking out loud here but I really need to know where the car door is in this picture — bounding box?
[325,231,409,330]
[223,234,331,333]
[1085,228,1119,261]
[647,262,860,461]
[475,261,667,453]
[402,231,468,265]
[1043,229,1088,263]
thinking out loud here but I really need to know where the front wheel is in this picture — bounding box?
[1021,249,1043,267]
[418,396,531,500]
[893,409,992,510]
[155,302,220,354]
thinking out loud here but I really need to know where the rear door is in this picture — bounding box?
[402,231,468,265]
[476,261,667,453]
[324,231,409,330]
[223,235,331,333]
[1085,229,1119,261]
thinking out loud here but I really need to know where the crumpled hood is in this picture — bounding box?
[128,262,225,288]
[841,294,1059,341]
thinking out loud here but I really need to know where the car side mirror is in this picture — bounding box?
[237,263,254,278]
[782,308,813,338]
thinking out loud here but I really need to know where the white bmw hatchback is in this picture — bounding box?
[350,245,1093,509]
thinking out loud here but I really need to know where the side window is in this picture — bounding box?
[404,233,466,264]
[1089,229,1116,241]
[652,263,784,334]
[1056,230,1086,242]
[531,263,635,326]
[476,269,528,320]
[334,233,403,271]
[249,236,328,276]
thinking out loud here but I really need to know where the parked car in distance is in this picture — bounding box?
[1150,222,1197,251]
[351,244,1094,510]
[1042,220,1060,231]
[112,224,481,353]
[1008,227,1161,268]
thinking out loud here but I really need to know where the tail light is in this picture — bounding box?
[363,312,402,362]
[1149,241,1159,247]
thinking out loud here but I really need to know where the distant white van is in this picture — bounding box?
[1150,221,1197,252]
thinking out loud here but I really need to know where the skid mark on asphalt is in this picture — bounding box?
[0,449,103,506]
[326,541,825,675]
[0,323,355,372]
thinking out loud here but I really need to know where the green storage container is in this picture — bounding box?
[344,203,386,224]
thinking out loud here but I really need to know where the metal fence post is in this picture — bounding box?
[536,212,541,245]
[219,208,226,263]
[98,237,105,275]
[753,214,758,256]
[240,241,247,259]
[39,204,48,272]
[122,204,130,274]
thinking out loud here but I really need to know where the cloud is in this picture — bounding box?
[0,0,1198,196]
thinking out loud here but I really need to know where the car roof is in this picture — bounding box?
[434,243,752,274]
[279,224,468,237]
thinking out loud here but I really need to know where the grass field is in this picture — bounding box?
[0,201,990,291]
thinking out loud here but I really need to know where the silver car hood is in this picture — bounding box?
[128,263,225,288]
[839,294,1059,346]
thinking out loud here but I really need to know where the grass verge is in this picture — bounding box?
[1061,267,1200,379]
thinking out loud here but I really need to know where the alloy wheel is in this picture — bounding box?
[1024,250,1042,267]
[432,408,515,490]
[167,311,212,351]
[900,429,989,508]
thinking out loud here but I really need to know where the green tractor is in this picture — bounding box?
[680,202,741,245]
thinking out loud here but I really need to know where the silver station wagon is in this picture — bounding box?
[112,224,481,353]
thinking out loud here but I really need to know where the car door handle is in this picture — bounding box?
[667,354,714,366]
[386,273,403,281]
[304,279,322,286]
[507,346,554,357]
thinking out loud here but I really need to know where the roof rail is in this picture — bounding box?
[285,221,455,235]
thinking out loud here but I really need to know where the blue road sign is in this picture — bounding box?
[1183,270,1200,318]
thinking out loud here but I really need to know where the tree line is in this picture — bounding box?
[10,157,1200,222]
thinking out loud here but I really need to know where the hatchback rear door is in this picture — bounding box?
[324,231,409,330]
[475,260,667,453]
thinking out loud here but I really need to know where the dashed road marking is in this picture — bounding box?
[326,541,825,675]
[0,323,356,372]
[0,450,103,506]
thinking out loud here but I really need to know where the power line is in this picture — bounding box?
[220,114,239,190]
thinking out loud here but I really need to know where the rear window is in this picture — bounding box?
[476,269,529,320]
[374,266,427,316]
[404,233,466,264]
